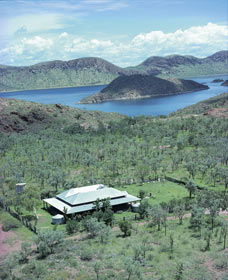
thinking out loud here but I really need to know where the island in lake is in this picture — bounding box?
[79,74,209,104]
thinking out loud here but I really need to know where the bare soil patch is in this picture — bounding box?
[0,225,22,262]
[205,108,228,117]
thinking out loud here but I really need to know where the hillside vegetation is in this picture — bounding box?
[130,50,228,78]
[0,51,227,92]
[0,94,227,279]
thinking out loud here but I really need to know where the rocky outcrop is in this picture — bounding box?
[79,75,209,104]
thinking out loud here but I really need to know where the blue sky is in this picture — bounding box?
[0,0,227,66]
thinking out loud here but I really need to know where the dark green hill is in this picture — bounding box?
[79,74,209,103]
[0,57,138,92]
[128,50,228,78]
[0,51,227,92]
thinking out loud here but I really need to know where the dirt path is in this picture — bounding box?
[122,210,228,227]
[0,225,22,262]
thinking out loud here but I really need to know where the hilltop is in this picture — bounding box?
[79,74,209,103]
[129,50,228,78]
[0,51,227,92]
[0,57,138,92]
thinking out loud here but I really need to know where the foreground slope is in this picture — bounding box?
[172,92,228,117]
[0,98,123,133]
[79,74,209,103]
[0,93,227,280]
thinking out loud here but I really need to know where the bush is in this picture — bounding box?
[66,220,79,235]
[119,220,132,237]
[2,215,21,231]
[80,247,93,261]
[35,230,65,258]
[214,256,228,269]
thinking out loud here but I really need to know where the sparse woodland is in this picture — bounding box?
[0,93,227,280]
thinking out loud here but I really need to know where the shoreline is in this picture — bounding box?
[0,72,227,94]
[78,87,210,104]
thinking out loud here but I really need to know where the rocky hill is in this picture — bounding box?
[79,74,209,103]
[0,51,227,92]
[129,50,228,78]
[0,57,138,92]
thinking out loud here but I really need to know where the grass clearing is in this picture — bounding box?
[118,180,188,204]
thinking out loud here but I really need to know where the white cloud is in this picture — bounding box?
[1,23,227,66]
[8,13,67,34]
[133,23,227,47]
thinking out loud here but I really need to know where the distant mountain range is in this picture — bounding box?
[0,50,227,92]
[79,75,209,103]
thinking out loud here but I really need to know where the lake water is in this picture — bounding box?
[0,74,227,116]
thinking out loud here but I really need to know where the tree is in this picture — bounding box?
[190,205,205,233]
[173,202,185,225]
[119,220,132,237]
[175,262,184,280]
[203,228,212,251]
[138,199,150,219]
[93,261,102,280]
[35,230,65,258]
[66,220,79,235]
[185,180,197,198]
[220,219,228,250]
[169,234,174,254]
[208,199,220,232]
[148,204,167,231]
[19,242,32,263]
[124,257,142,280]
[139,189,146,200]
[83,217,109,241]
[93,198,114,226]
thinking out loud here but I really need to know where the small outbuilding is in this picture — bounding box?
[131,203,140,213]
[52,214,65,225]
[16,183,26,194]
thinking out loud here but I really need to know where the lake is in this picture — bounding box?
[0,74,227,116]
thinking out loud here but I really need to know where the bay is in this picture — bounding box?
[0,74,227,116]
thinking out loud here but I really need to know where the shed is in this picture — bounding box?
[16,183,26,194]
[52,214,65,225]
[131,203,140,213]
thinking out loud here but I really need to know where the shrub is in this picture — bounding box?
[35,230,65,258]
[66,220,79,235]
[119,220,132,237]
[214,256,228,269]
[80,247,93,261]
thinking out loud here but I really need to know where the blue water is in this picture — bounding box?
[0,74,227,116]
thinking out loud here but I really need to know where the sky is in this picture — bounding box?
[0,0,227,66]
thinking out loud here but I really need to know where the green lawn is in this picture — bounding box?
[36,208,66,232]
[117,180,189,205]
[0,210,34,240]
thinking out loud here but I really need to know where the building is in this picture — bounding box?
[43,184,140,215]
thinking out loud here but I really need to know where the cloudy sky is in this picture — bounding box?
[0,0,227,66]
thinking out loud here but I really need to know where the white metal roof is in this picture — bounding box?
[44,194,140,214]
[57,186,125,206]
[43,185,140,214]
[61,184,105,198]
